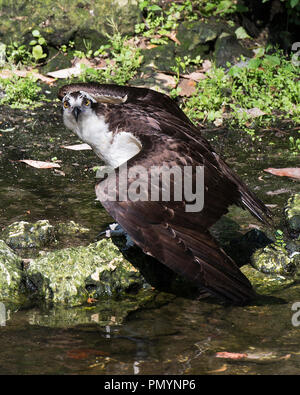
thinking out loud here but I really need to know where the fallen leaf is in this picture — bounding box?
[19,159,61,169]
[264,168,300,180]
[246,108,266,118]
[47,59,96,79]
[208,364,227,373]
[165,31,181,45]
[178,78,196,97]
[62,143,92,151]
[201,59,212,72]
[153,72,177,89]
[266,188,290,195]
[53,169,66,176]
[67,348,109,360]
[0,69,55,85]
[87,297,98,304]
[216,352,248,360]
[182,71,206,82]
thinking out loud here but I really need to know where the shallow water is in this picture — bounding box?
[0,102,299,374]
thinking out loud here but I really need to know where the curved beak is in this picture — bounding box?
[72,107,81,121]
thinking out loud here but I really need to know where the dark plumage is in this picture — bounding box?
[58,82,272,305]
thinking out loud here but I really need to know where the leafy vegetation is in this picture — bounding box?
[5,30,47,65]
[0,0,298,144]
[73,24,143,85]
[183,50,300,134]
[0,75,44,108]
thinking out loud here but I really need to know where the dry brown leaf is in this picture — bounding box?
[202,59,212,72]
[178,78,196,97]
[154,72,177,89]
[264,168,300,180]
[0,69,55,85]
[216,352,248,360]
[165,31,181,45]
[208,364,228,373]
[19,159,61,169]
[182,71,206,82]
[62,143,92,151]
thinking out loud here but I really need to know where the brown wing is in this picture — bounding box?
[97,190,256,305]
[95,116,257,304]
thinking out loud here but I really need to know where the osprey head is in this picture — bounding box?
[62,91,97,131]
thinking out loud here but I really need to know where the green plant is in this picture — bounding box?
[0,75,45,109]
[289,135,300,153]
[199,0,248,16]
[29,30,47,62]
[5,42,33,65]
[75,22,143,85]
[274,229,286,248]
[183,49,300,133]
[135,0,196,45]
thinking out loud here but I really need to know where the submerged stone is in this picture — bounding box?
[24,238,149,306]
[23,289,175,328]
[285,194,300,237]
[1,220,56,250]
[0,240,23,301]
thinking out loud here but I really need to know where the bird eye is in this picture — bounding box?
[84,99,91,106]
[63,101,69,108]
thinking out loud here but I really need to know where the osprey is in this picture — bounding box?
[58,82,271,305]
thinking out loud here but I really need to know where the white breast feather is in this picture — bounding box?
[65,112,141,168]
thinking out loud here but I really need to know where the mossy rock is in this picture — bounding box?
[214,32,253,68]
[23,238,149,306]
[251,243,297,276]
[0,0,141,46]
[285,194,300,237]
[0,240,23,301]
[241,265,294,295]
[1,220,56,250]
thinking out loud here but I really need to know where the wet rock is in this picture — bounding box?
[23,238,149,306]
[251,243,297,276]
[214,32,253,68]
[55,220,90,237]
[284,194,300,237]
[141,42,177,72]
[241,265,294,295]
[1,220,56,250]
[0,240,23,301]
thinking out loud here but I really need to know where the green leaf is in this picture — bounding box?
[263,55,281,67]
[148,5,162,11]
[38,37,46,45]
[29,40,37,46]
[247,57,262,69]
[253,47,265,58]
[235,26,250,39]
[32,45,45,60]
[290,0,299,8]
[32,29,40,37]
